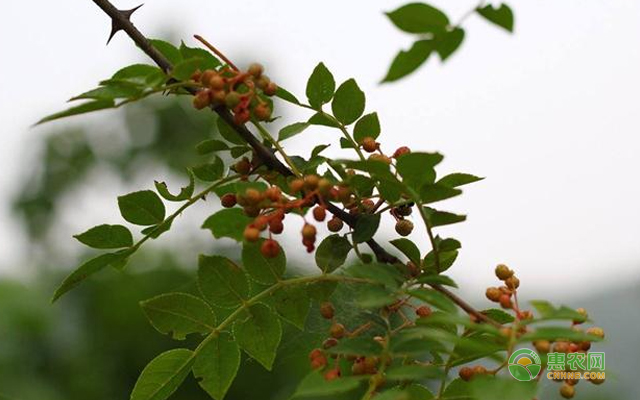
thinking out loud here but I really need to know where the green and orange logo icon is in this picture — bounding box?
[508,348,542,381]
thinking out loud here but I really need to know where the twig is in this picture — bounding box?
[88,0,499,327]
[194,34,239,71]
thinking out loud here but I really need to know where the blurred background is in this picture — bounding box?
[0,1,638,399]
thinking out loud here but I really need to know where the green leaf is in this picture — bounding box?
[518,326,602,343]
[408,288,457,313]
[356,285,397,309]
[311,144,330,158]
[308,112,340,128]
[179,41,221,70]
[331,79,365,125]
[347,262,403,288]
[327,337,383,356]
[386,365,443,380]
[213,181,268,198]
[52,250,131,302]
[378,178,405,202]
[438,238,462,251]
[420,184,462,204]
[198,255,250,308]
[149,39,183,65]
[386,3,449,34]
[73,224,133,249]
[193,332,240,400]
[450,333,505,367]
[436,28,465,61]
[140,293,216,340]
[315,234,352,272]
[396,152,442,189]
[202,208,252,242]
[477,4,514,32]
[424,249,458,273]
[518,327,602,343]
[353,214,381,243]
[130,348,194,400]
[481,308,515,324]
[141,219,173,239]
[374,385,434,400]
[416,274,458,288]
[111,64,156,79]
[154,170,195,202]
[112,64,163,84]
[442,378,472,400]
[36,99,115,125]
[275,86,300,104]
[192,157,224,181]
[404,384,435,400]
[390,238,421,265]
[233,303,282,370]
[307,280,338,301]
[279,122,310,141]
[306,62,335,108]
[271,285,310,330]
[353,112,381,143]
[470,376,537,400]
[294,371,363,397]
[423,207,466,227]
[529,300,588,323]
[118,190,166,226]
[216,117,244,145]
[70,82,142,101]
[195,139,229,155]
[171,58,205,81]
[370,388,405,400]
[383,40,434,83]
[242,238,286,284]
[349,175,375,197]
[437,173,484,188]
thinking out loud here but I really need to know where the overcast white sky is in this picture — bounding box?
[0,0,639,297]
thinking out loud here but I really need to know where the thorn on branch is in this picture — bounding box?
[107,3,143,44]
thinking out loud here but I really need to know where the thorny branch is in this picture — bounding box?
[90,0,499,328]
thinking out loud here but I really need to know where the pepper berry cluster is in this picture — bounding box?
[534,308,605,399]
[308,301,389,384]
[485,264,523,312]
[306,296,435,388]
[482,264,605,397]
[357,136,416,237]
[221,170,343,257]
[191,63,277,124]
[217,138,422,260]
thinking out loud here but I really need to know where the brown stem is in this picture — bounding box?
[194,34,239,71]
[88,0,498,327]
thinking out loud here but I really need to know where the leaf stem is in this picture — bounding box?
[132,174,240,251]
[251,118,302,177]
[417,203,442,273]
[195,273,375,351]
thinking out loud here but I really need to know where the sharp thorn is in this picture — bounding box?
[106,4,144,45]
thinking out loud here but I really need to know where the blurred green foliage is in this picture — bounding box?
[13,98,216,241]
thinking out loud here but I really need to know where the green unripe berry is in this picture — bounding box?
[225,91,241,108]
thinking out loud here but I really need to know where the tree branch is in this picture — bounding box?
[88,0,499,327]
